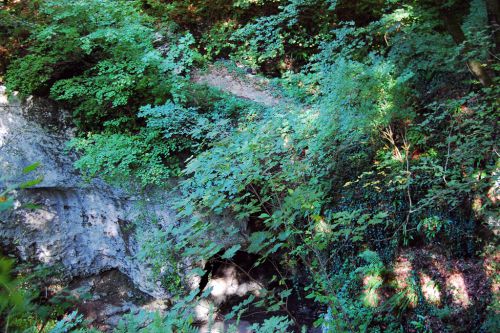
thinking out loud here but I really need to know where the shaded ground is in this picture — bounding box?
[194,250,322,332]
[69,269,167,331]
[387,246,498,333]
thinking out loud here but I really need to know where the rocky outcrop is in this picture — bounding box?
[0,86,174,299]
[0,81,256,330]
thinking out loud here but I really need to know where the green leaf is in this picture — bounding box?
[19,177,43,189]
[200,286,213,298]
[0,198,14,212]
[189,267,206,277]
[278,230,291,241]
[248,231,271,254]
[279,289,292,299]
[21,203,42,210]
[221,244,241,259]
[22,162,41,174]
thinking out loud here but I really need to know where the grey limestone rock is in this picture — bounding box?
[0,86,173,299]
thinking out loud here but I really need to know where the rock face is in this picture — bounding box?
[0,80,254,330]
[0,86,174,299]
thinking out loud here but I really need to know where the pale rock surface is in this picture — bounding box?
[0,86,173,299]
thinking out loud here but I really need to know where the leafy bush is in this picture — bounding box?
[69,131,180,187]
[2,0,498,332]
[4,0,198,131]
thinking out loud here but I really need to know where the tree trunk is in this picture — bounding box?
[486,0,500,54]
[440,1,494,87]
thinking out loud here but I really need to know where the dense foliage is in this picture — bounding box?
[1,0,498,332]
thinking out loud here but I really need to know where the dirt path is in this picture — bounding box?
[192,66,281,107]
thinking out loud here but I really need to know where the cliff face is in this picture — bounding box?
[0,77,258,329]
[0,86,174,299]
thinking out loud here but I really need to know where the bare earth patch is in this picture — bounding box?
[192,65,281,107]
